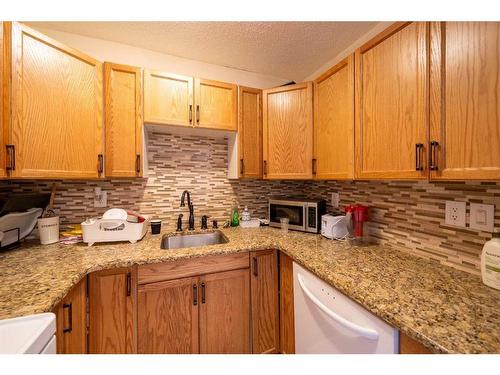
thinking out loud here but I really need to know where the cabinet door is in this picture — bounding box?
[54,277,87,354]
[194,78,237,131]
[104,62,143,177]
[238,86,262,178]
[88,267,136,354]
[355,22,428,179]
[279,252,295,354]
[199,269,250,353]
[314,55,354,179]
[263,82,314,179]
[430,22,500,180]
[137,277,199,354]
[10,22,103,179]
[0,22,9,179]
[250,250,279,354]
[144,70,193,127]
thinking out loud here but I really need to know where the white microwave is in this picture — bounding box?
[268,199,326,233]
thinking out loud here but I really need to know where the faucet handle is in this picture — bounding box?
[176,213,184,232]
[201,215,209,230]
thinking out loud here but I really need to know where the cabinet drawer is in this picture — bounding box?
[138,253,249,285]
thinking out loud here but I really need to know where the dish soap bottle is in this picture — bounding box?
[481,229,500,290]
[231,202,239,227]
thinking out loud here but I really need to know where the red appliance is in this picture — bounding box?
[345,204,369,238]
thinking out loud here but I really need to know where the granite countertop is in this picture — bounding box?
[0,227,499,354]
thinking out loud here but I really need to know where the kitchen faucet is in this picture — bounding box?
[180,190,195,230]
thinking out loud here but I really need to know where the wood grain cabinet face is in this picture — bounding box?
[0,22,9,179]
[54,277,87,354]
[250,250,279,354]
[279,252,295,354]
[195,78,238,131]
[355,22,428,179]
[10,22,103,179]
[137,277,199,354]
[199,269,251,354]
[88,267,137,354]
[314,55,355,180]
[430,22,500,180]
[238,86,262,178]
[263,82,314,179]
[144,70,193,127]
[104,62,143,178]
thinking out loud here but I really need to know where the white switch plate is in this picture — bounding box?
[469,203,494,232]
[445,201,466,227]
[94,189,107,208]
[331,193,340,208]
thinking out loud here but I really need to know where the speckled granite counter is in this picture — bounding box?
[0,227,499,353]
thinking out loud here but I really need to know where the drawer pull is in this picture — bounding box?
[63,303,73,333]
[201,282,206,304]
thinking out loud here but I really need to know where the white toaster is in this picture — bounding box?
[321,214,349,240]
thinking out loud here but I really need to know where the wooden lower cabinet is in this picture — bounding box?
[250,250,279,354]
[200,269,251,353]
[88,267,137,354]
[399,332,433,354]
[279,252,295,354]
[53,277,87,354]
[137,277,199,354]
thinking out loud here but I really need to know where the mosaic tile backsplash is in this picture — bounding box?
[1,129,499,275]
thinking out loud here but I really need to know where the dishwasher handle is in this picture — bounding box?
[297,273,379,341]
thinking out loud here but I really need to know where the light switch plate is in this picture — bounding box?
[331,193,340,209]
[469,203,494,232]
[445,201,466,227]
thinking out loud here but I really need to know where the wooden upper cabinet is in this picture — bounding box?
[263,82,314,179]
[9,22,103,179]
[195,78,238,131]
[314,55,355,180]
[144,70,193,127]
[88,267,137,354]
[199,269,251,354]
[104,62,143,178]
[355,22,428,179]
[250,250,279,354]
[430,22,500,180]
[238,86,262,178]
[0,22,9,179]
[53,277,87,354]
[137,277,199,354]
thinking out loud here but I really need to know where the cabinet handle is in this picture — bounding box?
[193,284,198,306]
[189,104,193,124]
[63,303,73,333]
[126,272,131,297]
[196,105,200,125]
[240,158,244,175]
[312,158,317,175]
[6,145,15,171]
[263,160,267,176]
[136,155,141,174]
[253,257,258,277]
[97,154,104,174]
[415,144,424,171]
[201,282,206,304]
[429,141,439,171]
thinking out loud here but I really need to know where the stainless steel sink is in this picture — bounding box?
[161,230,229,250]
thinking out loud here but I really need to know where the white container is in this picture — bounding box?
[481,229,500,290]
[37,216,60,245]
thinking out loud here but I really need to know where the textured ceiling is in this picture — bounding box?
[28,22,379,81]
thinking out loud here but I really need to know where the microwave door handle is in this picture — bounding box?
[297,273,379,341]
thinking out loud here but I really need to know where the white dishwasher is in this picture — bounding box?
[293,262,399,353]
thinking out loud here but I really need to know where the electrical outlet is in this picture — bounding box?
[445,201,466,227]
[94,187,107,208]
[331,193,340,209]
[469,203,494,232]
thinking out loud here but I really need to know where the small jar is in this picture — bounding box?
[151,219,162,235]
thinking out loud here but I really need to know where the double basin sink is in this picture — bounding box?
[161,230,229,250]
